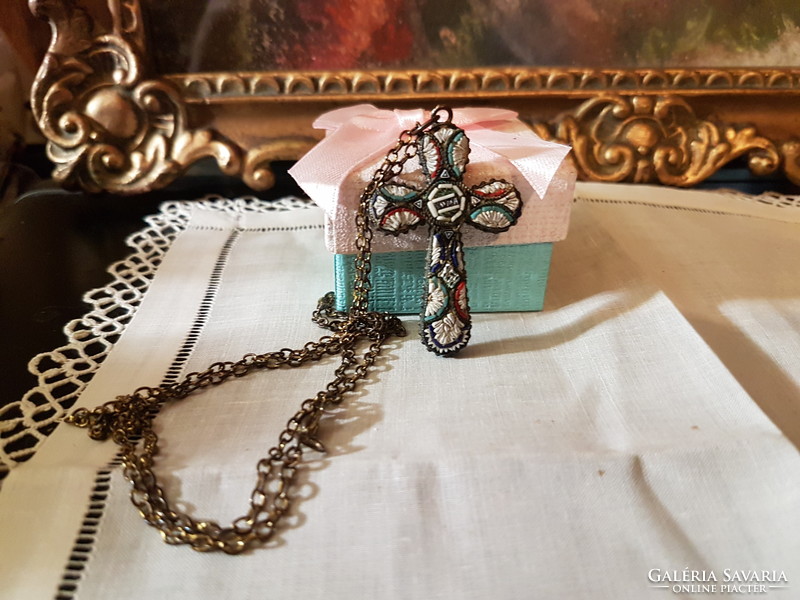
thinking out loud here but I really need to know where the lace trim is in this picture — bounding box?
[0,196,312,479]
[54,225,245,599]
[717,189,800,209]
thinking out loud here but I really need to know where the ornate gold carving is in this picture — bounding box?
[28,0,800,193]
[532,95,783,187]
[242,138,317,190]
[781,141,800,186]
[171,68,800,103]
[30,0,241,193]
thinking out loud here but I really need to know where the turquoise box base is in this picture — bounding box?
[333,242,553,314]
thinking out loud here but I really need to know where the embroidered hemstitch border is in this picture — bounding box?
[0,196,314,479]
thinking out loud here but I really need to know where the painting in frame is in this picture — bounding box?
[28,0,800,193]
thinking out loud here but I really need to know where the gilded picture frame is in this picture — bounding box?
[29,0,800,194]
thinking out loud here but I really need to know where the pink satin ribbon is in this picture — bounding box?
[289,104,571,217]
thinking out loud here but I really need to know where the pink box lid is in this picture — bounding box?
[290,104,576,254]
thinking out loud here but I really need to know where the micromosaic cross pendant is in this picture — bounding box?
[370,109,523,356]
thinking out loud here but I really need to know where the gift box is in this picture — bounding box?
[290,105,575,314]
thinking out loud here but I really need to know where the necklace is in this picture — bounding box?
[368,106,521,354]
[64,106,521,553]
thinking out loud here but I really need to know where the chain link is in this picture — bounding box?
[64,110,451,554]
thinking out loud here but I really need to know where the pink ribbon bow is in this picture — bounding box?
[289,104,571,217]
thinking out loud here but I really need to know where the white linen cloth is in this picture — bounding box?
[1,184,798,600]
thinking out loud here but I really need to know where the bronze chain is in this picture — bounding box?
[64,109,450,554]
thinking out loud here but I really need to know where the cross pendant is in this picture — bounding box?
[370,110,522,356]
